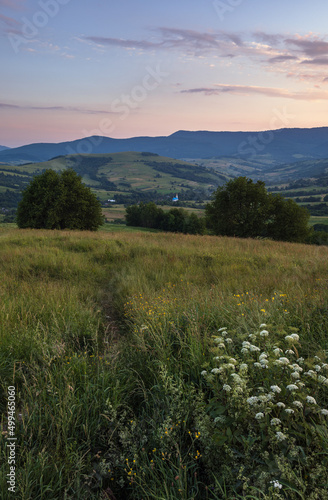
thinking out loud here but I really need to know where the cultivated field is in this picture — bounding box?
[0,227,328,499]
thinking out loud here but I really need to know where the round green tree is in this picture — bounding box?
[205,177,270,238]
[206,176,311,242]
[16,169,104,231]
[266,194,311,242]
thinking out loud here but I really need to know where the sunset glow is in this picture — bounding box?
[1,0,328,147]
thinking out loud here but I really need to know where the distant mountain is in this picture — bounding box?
[1,127,328,165]
[0,145,10,152]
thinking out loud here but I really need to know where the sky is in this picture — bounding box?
[1,0,328,147]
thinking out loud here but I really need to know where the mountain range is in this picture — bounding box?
[1,127,328,166]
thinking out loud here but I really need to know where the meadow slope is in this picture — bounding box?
[0,228,328,499]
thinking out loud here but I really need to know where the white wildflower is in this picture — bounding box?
[250,345,261,352]
[214,337,224,344]
[231,373,242,383]
[305,369,316,376]
[242,341,251,348]
[278,357,290,365]
[260,330,269,337]
[270,480,283,489]
[254,362,262,368]
[292,364,303,372]
[276,402,286,408]
[297,357,304,364]
[291,372,300,379]
[218,327,227,332]
[285,408,295,414]
[297,382,305,388]
[226,363,236,370]
[217,343,225,349]
[259,353,268,361]
[260,323,267,328]
[255,412,264,420]
[290,333,299,341]
[273,348,282,356]
[211,368,220,375]
[270,385,281,393]
[285,350,294,355]
[239,363,248,371]
[306,396,317,405]
[247,396,258,405]
[225,338,233,344]
[321,409,328,416]
[201,370,207,376]
[286,384,298,391]
[229,358,237,364]
[276,431,287,441]
[322,364,328,369]
[315,365,322,372]
[318,375,327,384]
[270,418,281,426]
[223,384,232,392]
[259,394,273,403]
[292,401,303,409]
[241,348,249,354]
[314,356,321,361]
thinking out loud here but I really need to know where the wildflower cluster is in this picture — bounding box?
[201,324,328,494]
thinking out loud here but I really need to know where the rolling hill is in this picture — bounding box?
[259,158,328,183]
[1,126,328,165]
[0,151,230,210]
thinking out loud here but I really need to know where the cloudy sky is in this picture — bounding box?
[1,0,328,147]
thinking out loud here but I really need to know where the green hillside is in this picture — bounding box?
[1,227,328,498]
[0,152,230,211]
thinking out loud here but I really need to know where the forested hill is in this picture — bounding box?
[1,126,328,165]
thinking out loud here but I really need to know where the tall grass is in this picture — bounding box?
[0,227,328,499]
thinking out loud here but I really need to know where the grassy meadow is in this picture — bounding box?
[1,227,328,499]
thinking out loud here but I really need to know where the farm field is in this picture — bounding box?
[309,216,328,226]
[0,228,328,499]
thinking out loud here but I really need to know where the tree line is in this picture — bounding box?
[126,177,318,243]
[14,171,328,244]
[125,202,205,234]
